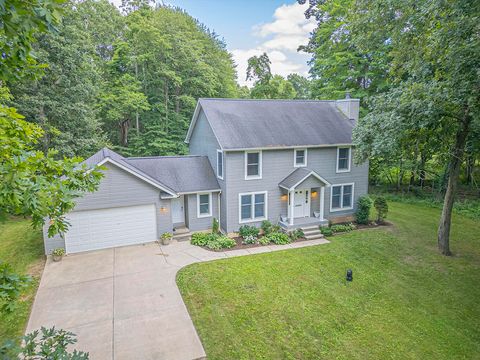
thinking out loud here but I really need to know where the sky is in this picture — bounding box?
[111,0,316,86]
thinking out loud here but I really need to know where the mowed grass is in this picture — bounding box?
[177,202,480,360]
[0,217,44,344]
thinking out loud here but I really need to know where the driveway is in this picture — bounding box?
[27,238,328,360]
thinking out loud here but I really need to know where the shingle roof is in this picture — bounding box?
[279,167,330,190]
[82,148,219,195]
[193,98,356,150]
[126,156,220,193]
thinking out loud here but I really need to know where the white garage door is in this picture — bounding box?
[65,204,157,253]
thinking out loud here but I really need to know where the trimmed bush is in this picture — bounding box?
[288,228,304,241]
[320,227,333,236]
[242,235,258,245]
[206,236,236,250]
[261,220,273,235]
[266,232,291,245]
[374,197,389,223]
[356,195,373,224]
[238,225,260,238]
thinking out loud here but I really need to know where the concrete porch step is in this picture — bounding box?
[304,233,324,240]
[300,224,323,241]
[173,226,192,242]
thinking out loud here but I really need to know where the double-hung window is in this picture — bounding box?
[336,147,351,172]
[245,151,262,179]
[239,191,267,223]
[330,184,354,211]
[217,150,223,179]
[294,149,307,167]
[197,193,212,217]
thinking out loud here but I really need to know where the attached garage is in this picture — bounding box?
[65,204,157,253]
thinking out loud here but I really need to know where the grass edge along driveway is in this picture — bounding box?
[177,202,480,360]
[0,217,44,345]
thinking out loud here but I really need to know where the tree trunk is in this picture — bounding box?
[465,152,474,186]
[164,82,169,133]
[437,113,471,256]
[419,151,427,188]
[119,119,130,146]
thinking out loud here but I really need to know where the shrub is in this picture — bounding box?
[0,327,88,359]
[258,236,270,245]
[266,232,291,245]
[288,228,304,241]
[261,220,273,235]
[374,197,389,223]
[242,235,258,245]
[191,232,211,246]
[206,236,236,250]
[330,223,356,233]
[238,225,259,238]
[212,218,220,234]
[356,195,373,224]
[320,227,333,236]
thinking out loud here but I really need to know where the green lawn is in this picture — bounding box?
[0,217,44,345]
[177,202,480,360]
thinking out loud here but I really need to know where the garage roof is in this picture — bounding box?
[83,148,219,195]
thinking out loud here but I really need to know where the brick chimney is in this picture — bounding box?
[335,95,360,122]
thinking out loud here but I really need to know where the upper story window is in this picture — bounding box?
[197,193,212,217]
[217,150,223,179]
[294,149,307,167]
[330,183,354,212]
[336,147,351,172]
[245,151,262,180]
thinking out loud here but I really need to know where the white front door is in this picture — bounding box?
[294,189,310,218]
[171,196,185,224]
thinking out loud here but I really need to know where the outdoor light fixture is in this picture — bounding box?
[346,269,353,282]
[280,194,288,201]
[160,206,167,213]
[312,191,318,197]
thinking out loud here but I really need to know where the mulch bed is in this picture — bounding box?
[222,236,309,251]
[353,221,393,230]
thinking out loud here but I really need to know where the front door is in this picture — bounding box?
[171,196,185,224]
[294,189,310,218]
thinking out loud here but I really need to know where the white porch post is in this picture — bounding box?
[320,186,325,221]
[289,190,294,226]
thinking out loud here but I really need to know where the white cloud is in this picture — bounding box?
[232,2,315,86]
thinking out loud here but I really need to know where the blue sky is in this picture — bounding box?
[113,0,316,86]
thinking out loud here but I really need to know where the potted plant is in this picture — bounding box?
[51,248,65,262]
[161,232,173,245]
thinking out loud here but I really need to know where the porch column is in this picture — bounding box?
[289,190,294,226]
[320,186,325,220]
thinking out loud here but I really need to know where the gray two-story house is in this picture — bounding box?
[43,98,368,254]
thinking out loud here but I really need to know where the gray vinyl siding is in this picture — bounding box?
[43,162,172,254]
[185,192,220,231]
[224,147,368,232]
[188,109,228,232]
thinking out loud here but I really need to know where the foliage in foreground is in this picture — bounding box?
[0,327,88,359]
[190,233,236,250]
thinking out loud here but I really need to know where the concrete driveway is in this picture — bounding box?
[27,238,328,359]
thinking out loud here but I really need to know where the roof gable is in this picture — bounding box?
[186,98,358,150]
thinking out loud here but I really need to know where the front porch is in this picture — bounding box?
[278,167,331,230]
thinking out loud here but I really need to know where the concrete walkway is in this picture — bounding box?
[27,238,329,360]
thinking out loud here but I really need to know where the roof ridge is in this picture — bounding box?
[200,98,336,103]
[127,155,206,160]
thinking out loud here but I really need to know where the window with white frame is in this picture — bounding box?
[330,184,354,211]
[245,151,262,179]
[239,191,267,222]
[216,150,223,179]
[294,149,307,167]
[197,193,212,217]
[336,147,351,172]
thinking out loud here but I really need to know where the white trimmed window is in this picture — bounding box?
[216,150,223,179]
[197,193,212,217]
[239,191,267,223]
[245,151,262,179]
[336,147,351,172]
[294,149,307,167]
[330,183,354,212]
